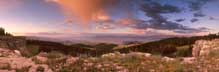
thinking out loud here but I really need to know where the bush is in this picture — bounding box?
[28,45,40,56]
[46,51,65,59]
[23,45,40,57]
[175,45,192,57]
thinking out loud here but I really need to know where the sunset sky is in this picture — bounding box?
[0,0,219,41]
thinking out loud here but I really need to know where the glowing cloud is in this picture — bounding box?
[47,0,140,25]
[48,0,114,24]
[47,0,211,34]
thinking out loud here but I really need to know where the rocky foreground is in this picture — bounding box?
[0,39,219,72]
[0,48,52,72]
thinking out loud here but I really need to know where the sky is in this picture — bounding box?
[0,0,219,43]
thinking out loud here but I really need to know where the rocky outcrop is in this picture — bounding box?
[0,36,30,56]
[192,39,219,57]
[0,48,53,72]
[0,36,26,49]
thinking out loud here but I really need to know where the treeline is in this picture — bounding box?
[27,33,219,57]
[27,40,118,56]
[0,27,118,57]
[27,40,95,56]
[114,34,219,57]
[0,27,12,36]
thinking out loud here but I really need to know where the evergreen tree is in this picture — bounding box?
[0,27,5,36]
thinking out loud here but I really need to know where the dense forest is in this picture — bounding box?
[115,34,219,57]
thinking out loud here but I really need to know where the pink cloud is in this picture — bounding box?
[0,0,22,12]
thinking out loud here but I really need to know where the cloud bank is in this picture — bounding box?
[0,0,22,12]
[47,0,215,34]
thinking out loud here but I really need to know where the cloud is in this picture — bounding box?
[186,0,215,11]
[138,1,207,33]
[0,0,22,12]
[191,18,199,23]
[95,17,208,34]
[175,19,185,22]
[47,0,140,24]
[127,19,208,33]
[185,0,216,18]
[22,32,68,37]
[193,12,206,17]
[173,27,209,33]
[47,0,211,34]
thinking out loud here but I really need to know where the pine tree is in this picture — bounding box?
[0,27,5,36]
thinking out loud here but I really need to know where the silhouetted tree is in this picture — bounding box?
[0,27,5,36]
[5,32,13,36]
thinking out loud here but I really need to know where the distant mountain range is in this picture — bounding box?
[26,34,181,45]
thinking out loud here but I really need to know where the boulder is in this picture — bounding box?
[181,57,196,64]
[14,50,21,56]
[162,56,175,62]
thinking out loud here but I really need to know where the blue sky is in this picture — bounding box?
[0,0,219,38]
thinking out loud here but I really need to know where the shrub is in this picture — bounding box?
[175,45,192,57]
[28,45,40,55]
[46,51,64,59]
[23,45,40,57]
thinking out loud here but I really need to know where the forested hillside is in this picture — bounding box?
[115,34,219,57]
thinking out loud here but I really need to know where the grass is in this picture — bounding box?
[45,51,65,59]
[44,52,201,72]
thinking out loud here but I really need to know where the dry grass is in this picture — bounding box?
[43,52,201,72]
